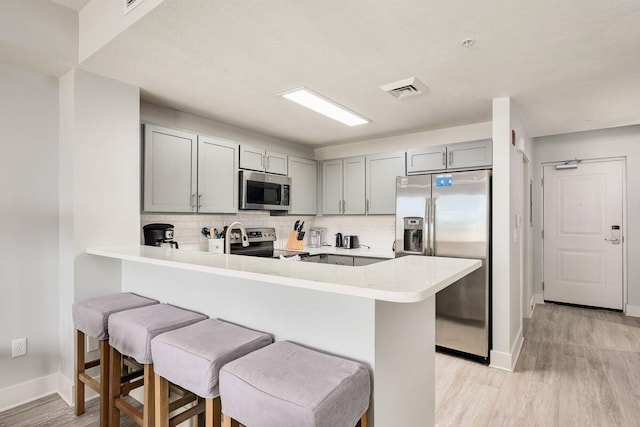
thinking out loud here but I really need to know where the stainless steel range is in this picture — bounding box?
[227,227,309,259]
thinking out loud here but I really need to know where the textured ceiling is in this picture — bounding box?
[79,0,640,146]
[50,0,90,12]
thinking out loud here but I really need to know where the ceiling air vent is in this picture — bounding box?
[124,0,144,14]
[380,77,428,99]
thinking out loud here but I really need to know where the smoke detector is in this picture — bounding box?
[380,77,428,99]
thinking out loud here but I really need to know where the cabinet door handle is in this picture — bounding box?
[366,199,370,213]
[343,199,346,214]
[449,151,453,165]
[338,200,342,214]
[191,193,196,210]
[198,194,202,208]
[442,152,446,166]
[266,156,270,170]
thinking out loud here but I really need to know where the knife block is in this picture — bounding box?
[286,231,305,250]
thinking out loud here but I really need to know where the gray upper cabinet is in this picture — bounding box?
[265,151,288,175]
[447,139,492,170]
[322,159,343,215]
[239,144,288,175]
[288,156,317,215]
[366,152,406,214]
[407,139,492,174]
[143,124,198,213]
[197,136,238,213]
[343,157,366,215]
[322,157,365,215]
[406,145,447,174]
[143,124,238,213]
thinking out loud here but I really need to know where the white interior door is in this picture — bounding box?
[543,160,623,309]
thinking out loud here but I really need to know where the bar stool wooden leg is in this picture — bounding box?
[197,399,206,427]
[98,340,110,427]
[109,346,122,427]
[155,373,169,427]
[223,414,240,427]
[205,397,221,427]
[75,330,85,416]
[143,364,156,427]
[358,411,368,427]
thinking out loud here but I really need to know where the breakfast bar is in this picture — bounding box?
[87,246,480,426]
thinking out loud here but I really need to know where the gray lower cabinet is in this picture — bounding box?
[326,255,355,266]
[288,156,317,215]
[303,254,386,266]
[353,256,386,266]
[143,124,238,213]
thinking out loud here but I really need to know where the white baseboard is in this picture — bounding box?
[533,293,544,305]
[626,304,640,318]
[490,326,524,372]
[0,373,59,413]
[56,372,74,408]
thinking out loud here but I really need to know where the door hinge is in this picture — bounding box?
[541,230,544,239]
[542,281,545,291]
[541,178,544,187]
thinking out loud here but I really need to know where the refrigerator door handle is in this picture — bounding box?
[431,198,436,256]
[426,198,432,256]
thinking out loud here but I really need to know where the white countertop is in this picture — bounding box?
[86,246,480,303]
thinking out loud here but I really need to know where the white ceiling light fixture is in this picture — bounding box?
[278,87,369,127]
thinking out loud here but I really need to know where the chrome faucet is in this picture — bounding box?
[225,221,249,254]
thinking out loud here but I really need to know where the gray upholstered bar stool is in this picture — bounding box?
[220,341,370,427]
[151,318,273,427]
[72,292,158,427]
[108,303,207,427]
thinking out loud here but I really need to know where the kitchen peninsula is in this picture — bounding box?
[87,246,480,426]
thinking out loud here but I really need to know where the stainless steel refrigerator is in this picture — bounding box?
[395,170,491,362]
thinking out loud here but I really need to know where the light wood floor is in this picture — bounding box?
[436,303,640,427]
[2,303,639,426]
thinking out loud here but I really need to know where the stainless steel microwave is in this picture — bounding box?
[239,171,291,211]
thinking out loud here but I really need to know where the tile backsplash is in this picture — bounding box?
[141,212,395,252]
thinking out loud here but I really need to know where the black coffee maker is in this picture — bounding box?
[143,223,179,248]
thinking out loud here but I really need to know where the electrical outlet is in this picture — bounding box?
[12,337,27,358]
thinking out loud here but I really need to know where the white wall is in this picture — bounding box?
[140,102,314,159]
[0,1,77,76]
[58,69,141,402]
[0,63,60,397]
[532,125,640,312]
[314,122,492,160]
[490,97,525,371]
